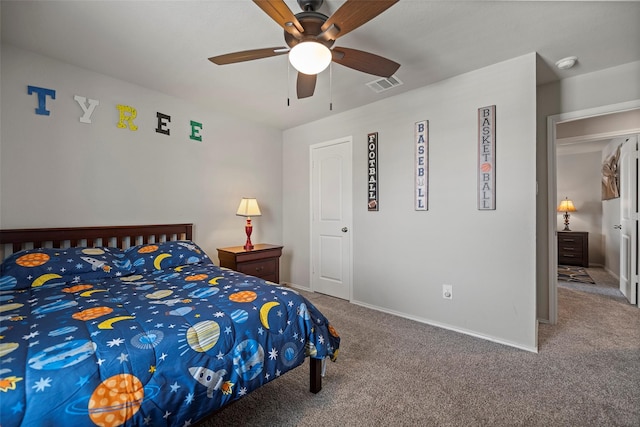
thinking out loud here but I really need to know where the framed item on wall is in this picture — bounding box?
[478,105,496,210]
[368,132,379,211]
[415,120,428,211]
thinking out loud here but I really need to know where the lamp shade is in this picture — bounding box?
[289,42,332,75]
[557,198,576,213]
[236,198,262,217]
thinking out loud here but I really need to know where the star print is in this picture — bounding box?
[11,400,25,414]
[213,311,224,318]
[117,353,129,363]
[265,373,270,380]
[144,415,152,425]
[90,331,100,337]
[275,369,281,377]
[224,326,232,334]
[33,377,52,392]
[185,393,194,405]
[257,327,264,335]
[183,419,193,427]
[22,331,39,340]
[168,324,176,328]
[155,323,164,328]
[107,338,125,347]
[76,376,90,387]
[318,335,325,344]
[159,353,168,361]
[29,341,40,347]
[96,358,106,366]
[238,387,247,396]
[163,411,171,419]
[268,348,278,360]
[149,366,156,373]
[170,382,180,392]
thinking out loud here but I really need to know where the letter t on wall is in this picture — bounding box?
[27,85,56,116]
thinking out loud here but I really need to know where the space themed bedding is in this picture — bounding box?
[0,241,340,427]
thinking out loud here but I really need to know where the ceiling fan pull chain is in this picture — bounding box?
[287,60,291,107]
[329,62,333,111]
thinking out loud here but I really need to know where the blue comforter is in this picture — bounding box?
[0,242,339,427]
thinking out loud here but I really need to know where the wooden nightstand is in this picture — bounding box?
[217,244,283,283]
[558,231,589,267]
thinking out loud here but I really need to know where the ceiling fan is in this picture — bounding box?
[209,0,400,99]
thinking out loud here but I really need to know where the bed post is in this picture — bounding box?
[310,358,322,393]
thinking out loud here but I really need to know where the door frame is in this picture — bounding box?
[547,99,640,324]
[309,136,353,301]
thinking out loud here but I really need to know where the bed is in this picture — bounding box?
[0,224,340,427]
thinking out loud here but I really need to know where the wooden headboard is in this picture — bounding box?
[0,223,193,258]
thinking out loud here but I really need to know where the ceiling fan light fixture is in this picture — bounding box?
[289,41,332,75]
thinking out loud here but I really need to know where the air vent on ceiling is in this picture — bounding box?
[366,75,403,93]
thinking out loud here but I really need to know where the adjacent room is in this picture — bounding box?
[1,1,639,426]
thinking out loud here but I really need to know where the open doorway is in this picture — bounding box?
[547,101,640,324]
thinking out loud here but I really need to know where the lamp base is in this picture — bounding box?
[244,218,254,251]
[563,212,571,231]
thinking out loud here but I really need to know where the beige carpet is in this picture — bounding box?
[202,274,640,426]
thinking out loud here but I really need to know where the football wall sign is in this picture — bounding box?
[367,132,379,211]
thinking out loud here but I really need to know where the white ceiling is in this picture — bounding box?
[2,1,640,130]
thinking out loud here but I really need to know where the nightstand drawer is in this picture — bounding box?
[217,244,283,283]
[557,231,588,267]
[237,259,276,278]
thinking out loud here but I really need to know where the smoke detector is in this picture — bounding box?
[555,56,578,70]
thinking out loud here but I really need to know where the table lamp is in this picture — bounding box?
[236,198,262,250]
[557,197,576,231]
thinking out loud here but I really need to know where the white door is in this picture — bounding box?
[310,138,352,300]
[619,135,639,305]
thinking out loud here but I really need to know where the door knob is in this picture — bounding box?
[341,227,348,232]
[614,224,622,229]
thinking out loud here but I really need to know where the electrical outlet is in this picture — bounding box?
[442,284,453,300]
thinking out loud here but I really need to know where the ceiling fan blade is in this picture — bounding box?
[321,0,398,39]
[253,0,304,35]
[209,47,288,65]
[332,47,400,78]
[297,73,317,99]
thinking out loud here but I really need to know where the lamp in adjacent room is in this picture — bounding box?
[236,198,262,251]
[557,197,577,231]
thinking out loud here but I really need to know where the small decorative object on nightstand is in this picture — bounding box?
[217,244,283,283]
[557,197,577,231]
[236,198,261,250]
[558,231,589,267]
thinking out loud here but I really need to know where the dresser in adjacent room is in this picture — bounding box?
[217,244,283,283]
[557,231,589,267]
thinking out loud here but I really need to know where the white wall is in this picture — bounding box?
[283,54,538,351]
[0,45,283,258]
[536,60,640,321]
[556,150,604,265]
